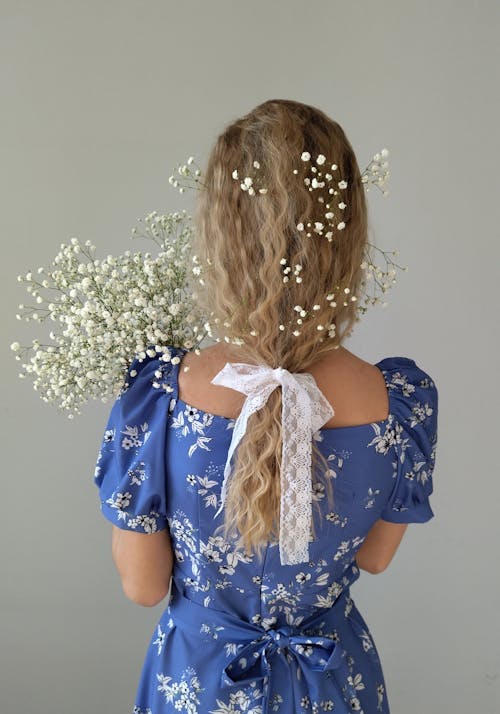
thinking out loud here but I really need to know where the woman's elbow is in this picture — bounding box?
[355,552,390,575]
[122,579,170,607]
[364,561,389,574]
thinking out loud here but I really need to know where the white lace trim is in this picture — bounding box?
[211,362,334,565]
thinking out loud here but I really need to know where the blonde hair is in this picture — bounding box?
[192,99,368,561]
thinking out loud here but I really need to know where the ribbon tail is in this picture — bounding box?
[300,372,335,433]
[278,380,313,565]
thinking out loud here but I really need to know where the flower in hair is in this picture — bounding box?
[228,149,358,241]
[231,164,268,195]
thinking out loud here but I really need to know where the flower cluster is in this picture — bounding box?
[231,151,348,241]
[275,299,338,340]
[11,210,209,417]
[361,148,390,193]
[168,156,206,193]
[295,151,347,241]
[358,245,405,314]
[276,247,403,338]
[231,160,268,195]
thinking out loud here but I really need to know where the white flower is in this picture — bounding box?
[316,154,326,165]
[337,222,346,230]
[232,169,238,180]
[301,151,311,161]
[10,341,20,351]
[253,160,260,169]
[338,180,348,189]
[296,223,304,231]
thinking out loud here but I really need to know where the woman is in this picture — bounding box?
[94,99,438,713]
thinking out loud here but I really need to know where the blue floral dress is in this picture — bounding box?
[94,345,438,714]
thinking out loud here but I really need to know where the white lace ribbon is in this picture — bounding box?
[210,362,334,565]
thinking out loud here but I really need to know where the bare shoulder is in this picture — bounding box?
[177,343,248,417]
[310,347,390,429]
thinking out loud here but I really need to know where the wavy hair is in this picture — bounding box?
[191,99,368,561]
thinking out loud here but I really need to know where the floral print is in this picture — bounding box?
[156,666,204,712]
[210,685,263,714]
[94,347,438,713]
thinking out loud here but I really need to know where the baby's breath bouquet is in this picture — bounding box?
[11,210,209,418]
[11,149,406,419]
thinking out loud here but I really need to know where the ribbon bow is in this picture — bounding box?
[221,624,347,712]
[210,362,334,565]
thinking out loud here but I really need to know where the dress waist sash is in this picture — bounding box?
[166,581,360,713]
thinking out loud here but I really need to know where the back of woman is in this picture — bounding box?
[94,99,438,714]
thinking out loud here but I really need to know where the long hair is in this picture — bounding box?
[191,99,368,561]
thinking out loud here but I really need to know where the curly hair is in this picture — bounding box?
[191,99,368,561]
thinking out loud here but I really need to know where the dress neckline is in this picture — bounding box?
[170,347,394,434]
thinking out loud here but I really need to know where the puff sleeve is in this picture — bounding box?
[379,357,439,524]
[93,352,173,533]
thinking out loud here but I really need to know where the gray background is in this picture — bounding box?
[1,1,499,712]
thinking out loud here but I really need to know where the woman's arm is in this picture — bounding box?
[355,520,409,574]
[111,526,174,606]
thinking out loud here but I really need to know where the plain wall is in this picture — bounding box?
[1,1,499,712]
